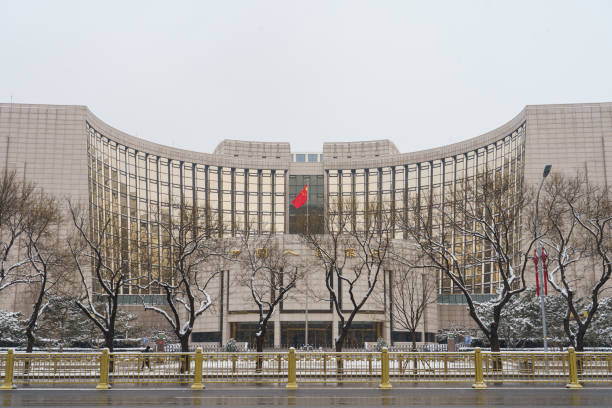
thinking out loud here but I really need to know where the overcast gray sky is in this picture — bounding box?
[1,1,611,154]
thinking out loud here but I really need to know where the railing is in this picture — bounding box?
[0,353,6,381]
[201,352,287,384]
[577,352,612,383]
[13,352,99,386]
[111,352,193,385]
[1,347,609,390]
[296,352,381,383]
[482,352,569,383]
[390,352,474,382]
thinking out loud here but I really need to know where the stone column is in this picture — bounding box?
[274,312,281,348]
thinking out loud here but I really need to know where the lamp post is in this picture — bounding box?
[535,164,552,352]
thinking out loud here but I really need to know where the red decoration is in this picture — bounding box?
[533,250,540,296]
[292,184,308,209]
[542,250,548,296]
[533,249,548,296]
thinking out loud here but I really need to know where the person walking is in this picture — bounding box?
[141,345,152,370]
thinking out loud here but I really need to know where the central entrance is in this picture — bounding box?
[338,322,381,348]
[281,322,332,348]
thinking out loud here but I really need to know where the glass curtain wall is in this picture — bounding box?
[87,123,287,296]
[326,124,525,295]
[288,175,324,234]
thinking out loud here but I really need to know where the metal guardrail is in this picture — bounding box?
[0,353,6,381]
[12,352,100,385]
[1,347,608,390]
[296,352,382,383]
[482,352,569,383]
[111,352,193,385]
[577,352,612,383]
[202,352,287,384]
[390,352,474,382]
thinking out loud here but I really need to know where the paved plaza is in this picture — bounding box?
[2,385,612,407]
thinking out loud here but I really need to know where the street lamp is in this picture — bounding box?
[535,164,552,352]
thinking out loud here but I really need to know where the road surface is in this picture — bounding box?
[1,384,611,407]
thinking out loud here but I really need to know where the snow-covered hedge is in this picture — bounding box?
[0,310,25,346]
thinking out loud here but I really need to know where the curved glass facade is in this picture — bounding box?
[4,101,610,346]
[87,123,287,295]
[87,120,524,296]
[326,124,525,294]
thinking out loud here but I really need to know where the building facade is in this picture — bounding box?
[1,102,611,348]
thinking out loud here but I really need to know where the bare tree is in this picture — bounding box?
[68,203,140,353]
[399,173,536,352]
[141,204,224,358]
[0,170,73,352]
[22,193,70,352]
[0,169,37,291]
[389,261,437,351]
[237,229,302,365]
[542,173,612,350]
[301,199,393,352]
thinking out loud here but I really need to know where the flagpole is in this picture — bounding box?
[306,184,309,235]
[305,185,309,347]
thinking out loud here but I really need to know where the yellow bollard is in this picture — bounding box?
[286,347,298,390]
[367,353,373,376]
[379,347,392,389]
[566,347,583,389]
[472,347,487,389]
[191,348,204,389]
[232,354,237,374]
[96,348,110,390]
[1,349,16,390]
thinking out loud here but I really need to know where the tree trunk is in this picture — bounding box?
[489,332,501,353]
[575,330,585,375]
[255,329,265,372]
[335,331,347,380]
[104,332,115,372]
[180,335,190,352]
[180,335,190,373]
[335,331,346,352]
[410,329,418,375]
[26,278,46,354]
[24,329,36,373]
[575,324,587,352]
[489,326,502,377]
[576,336,584,352]
[104,332,114,352]
[26,329,35,353]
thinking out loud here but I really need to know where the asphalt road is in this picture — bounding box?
[2,385,611,407]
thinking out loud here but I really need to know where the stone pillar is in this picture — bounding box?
[274,312,281,348]
[385,271,392,344]
[332,312,339,348]
[448,334,456,352]
[221,272,230,345]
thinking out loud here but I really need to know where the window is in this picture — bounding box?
[308,154,318,162]
[296,154,305,162]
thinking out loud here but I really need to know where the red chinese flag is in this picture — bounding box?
[292,184,308,209]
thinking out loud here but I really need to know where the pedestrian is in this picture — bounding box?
[141,345,152,370]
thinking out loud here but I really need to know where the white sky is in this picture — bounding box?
[1,1,611,154]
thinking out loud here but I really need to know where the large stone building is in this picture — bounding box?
[0,102,610,348]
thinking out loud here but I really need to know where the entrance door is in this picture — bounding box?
[281,322,332,348]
